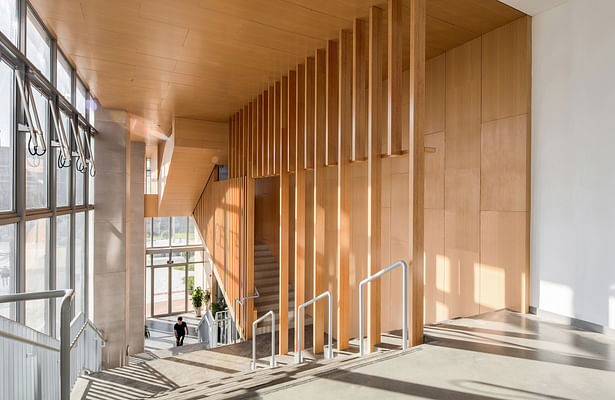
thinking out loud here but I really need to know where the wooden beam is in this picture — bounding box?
[337,29,352,351]
[262,91,268,177]
[326,40,339,166]
[353,18,368,162]
[313,48,326,355]
[305,57,315,170]
[295,63,306,351]
[409,0,426,347]
[247,102,255,339]
[279,75,290,355]
[388,0,403,156]
[367,6,383,352]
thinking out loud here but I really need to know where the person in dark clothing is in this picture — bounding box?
[174,316,188,346]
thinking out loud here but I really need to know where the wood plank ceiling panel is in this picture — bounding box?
[30,0,524,139]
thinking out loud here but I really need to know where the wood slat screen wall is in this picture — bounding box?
[192,4,530,356]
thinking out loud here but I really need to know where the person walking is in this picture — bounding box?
[174,316,188,346]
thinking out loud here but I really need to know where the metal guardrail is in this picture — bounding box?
[70,318,106,350]
[250,310,276,370]
[295,291,333,363]
[233,287,260,343]
[359,260,408,356]
[0,289,74,400]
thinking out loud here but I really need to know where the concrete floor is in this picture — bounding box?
[73,311,615,399]
[253,311,615,400]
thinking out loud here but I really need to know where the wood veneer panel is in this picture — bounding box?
[353,18,368,161]
[424,208,444,325]
[409,0,426,347]
[482,16,531,122]
[263,90,269,176]
[367,6,383,352]
[481,114,528,212]
[425,132,444,210]
[294,63,306,351]
[337,29,352,351]
[257,94,263,178]
[425,54,445,135]
[268,85,275,176]
[388,0,403,156]
[479,210,528,313]
[313,48,327,354]
[444,37,481,320]
[326,40,339,166]
[279,75,290,354]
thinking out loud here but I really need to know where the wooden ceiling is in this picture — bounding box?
[30,0,524,140]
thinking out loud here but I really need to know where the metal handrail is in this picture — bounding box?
[70,318,106,349]
[0,329,59,352]
[295,291,333,363]
[0,289,74,400]
[359,260,408,357]
[233,286,260,343]
[250,310,276,370]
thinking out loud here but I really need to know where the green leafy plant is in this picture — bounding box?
[211,295,226,316]
[192,286,205,310]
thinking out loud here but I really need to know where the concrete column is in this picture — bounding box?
[93,108,130,368]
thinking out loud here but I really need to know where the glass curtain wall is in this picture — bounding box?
[145,216,205,317]
[0,0,97,336]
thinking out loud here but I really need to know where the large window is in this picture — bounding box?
[25,218,49,334]
[145,216,206,317]
[57,52,72,102]
[25,87,48,209]
[0,61,13,212]
[0,0,18,45]
[0,0,97,335]
[0,224,16,319]
[26,12,50,79]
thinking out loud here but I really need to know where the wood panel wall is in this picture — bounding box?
[192,6,530,355]
[423,16,531,324]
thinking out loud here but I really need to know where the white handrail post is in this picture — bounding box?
[60,291,73,400]
[250,310,276,370]
[359,260,408,357]
[295,291,333,364]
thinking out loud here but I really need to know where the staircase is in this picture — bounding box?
[253,243,309,334]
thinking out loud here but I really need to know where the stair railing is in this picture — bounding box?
[295,291,333,363]
[233,286,260,343]
[250,310,276,370]
[359,260,408,356]
[0,289,74,400]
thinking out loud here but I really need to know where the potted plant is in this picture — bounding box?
[192,286,210,317]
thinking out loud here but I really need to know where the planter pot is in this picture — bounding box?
[195,306,202,318]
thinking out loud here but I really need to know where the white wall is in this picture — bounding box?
[531,0,615,329]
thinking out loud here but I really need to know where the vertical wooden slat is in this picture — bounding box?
[275,81,281,176]
[388,0,403,155]
[252,101,257,179]
[263,90,269,177]
[353,18,368,161]
[268,85,275,176]
[313,48,326,354]
[247,102,255,337]
[305,57,315,170]
[337,29,352,351]
[229,115,234,178]
[409,0,426,347]
[257,94,263,178]
[326,40,339,166]
[367,6,383,352]
[279,75,290,355]
[294,63,306,351]
[289,71,297,173]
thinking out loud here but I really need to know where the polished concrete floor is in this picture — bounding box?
[253,311,615,400]
[72,311,615,399]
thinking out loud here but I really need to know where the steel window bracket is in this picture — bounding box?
[16,70,47,156]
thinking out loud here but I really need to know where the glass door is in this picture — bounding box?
[171,265,186,313]
[153,267,169,316]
